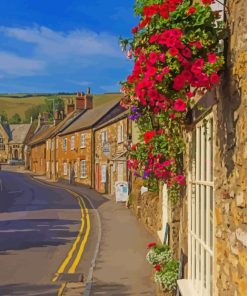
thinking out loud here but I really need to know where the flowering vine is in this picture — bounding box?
[120,0,225,200]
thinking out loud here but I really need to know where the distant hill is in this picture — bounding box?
[0,93,123,121]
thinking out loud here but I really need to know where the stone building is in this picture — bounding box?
[128,1,247,296]
[0,122,33,163]
[94,110,129,194]
[57,94,127,189]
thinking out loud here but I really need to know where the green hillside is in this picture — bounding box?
[0,93,122,121]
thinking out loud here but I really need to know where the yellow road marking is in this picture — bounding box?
[27,176,91,293]
[52,196,85,282]
[57,283,67,296]
[68,197,91,273]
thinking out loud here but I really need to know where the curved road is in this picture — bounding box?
[0,171,91,296]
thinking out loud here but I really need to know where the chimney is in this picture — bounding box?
[67,99,75,114]
[53,109,62,126]
[42,112,49,123]
[75,88,93,110]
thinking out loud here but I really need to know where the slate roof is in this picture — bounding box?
[59,99,122,136]
[28,110,85,146]
[9,124,32,144]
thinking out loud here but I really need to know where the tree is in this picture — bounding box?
[24,104,46,123]
[9,113,22,124]
[44,96,64,121]
[0,111,8,123]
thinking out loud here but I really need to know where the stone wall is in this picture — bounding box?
[130,176,162,237]
[213,1,247,295]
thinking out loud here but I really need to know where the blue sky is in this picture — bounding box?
[0,0,137,93]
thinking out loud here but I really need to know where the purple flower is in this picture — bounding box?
[129,112,141,121]
[142,171,149,180]
[131,106,138,112]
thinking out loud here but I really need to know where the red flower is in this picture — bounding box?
[155,265,161,271]
[155,74,163,82]
[202,0,215,5]
[143,4,159,17]
[208,53,217,64]
[210,73,220,84]
[187,6,196,15]
[173,75,185,90]
[144,130,156,144]
[131,26,138,34]
[182,47,192,58]
[173,98,187,112]
[169,47,179,56]
[177,175,185,185]
[150,34,159,43]
[149,52,158,65]
[139,17,150,29]
[147,242,157,249]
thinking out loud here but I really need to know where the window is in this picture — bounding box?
[101,164,107,183]
[0,144,5,151]
[71,135,75,150]
[51,139,55,151]
[56,161,58,174]
[56,138,58,150]
[117,163,124,181]
[63,162,68,176]
[51,161,55,175]
[46,161,50,172]
[117,125,124,143]
[188,115,214,296]
[63,138,67,151]
[80,133,86,148]
[46,140,50,150]
[0,133,3,144]
[101,131,107,145]
[80,160,86,178]
[74,161,78,178]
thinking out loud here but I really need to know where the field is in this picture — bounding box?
[0,93,123,121]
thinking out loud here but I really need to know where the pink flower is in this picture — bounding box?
[159,53,166,63]
[177,175,185,185]
[173,99,187,112]
[164,160,171,167]
[155,74,163,82]
[162,67,170,74]
[208,53,217,64]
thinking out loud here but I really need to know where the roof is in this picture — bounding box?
[7,124,31,144]
[93,109,129,131]
[59,98,122,136]
[28,110,84,146]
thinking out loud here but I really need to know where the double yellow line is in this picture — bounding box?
[28,176,91,295]
[53,189,91,282]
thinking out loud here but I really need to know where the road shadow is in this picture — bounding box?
[0,218,79,252]
[91,280,152,296]
[0,283,58,296]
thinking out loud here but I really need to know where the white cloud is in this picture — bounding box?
[0,51,45,76]
[0,26,122,60]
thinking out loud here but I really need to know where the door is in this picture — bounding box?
[14,149,18,160]
[110,165,114,194]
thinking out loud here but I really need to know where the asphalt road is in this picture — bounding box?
[0,171,89,296]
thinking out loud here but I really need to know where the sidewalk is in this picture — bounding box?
[33,176,156,295]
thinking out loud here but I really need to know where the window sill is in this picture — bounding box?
[80,176,87,179]
[80,146,86,149]
[177,280,198,296]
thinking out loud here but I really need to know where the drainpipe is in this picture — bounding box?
[91,128,95,189]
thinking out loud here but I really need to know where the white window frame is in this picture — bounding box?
[117,125,124,143]
[80,160,87,178]
[71,135,75,150]
[101,130,107,146]
[63,162,68,176]
[185,114,214,296]
[80,133,86,148]
[117,162,124,182]
[63,138,67,151]
[101,164,107,183]
[74,161,78,178]
[46,161,50,172]
[51,139,55,151]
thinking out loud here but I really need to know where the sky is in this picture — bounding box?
[0,0,137,93]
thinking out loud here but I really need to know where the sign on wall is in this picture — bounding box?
[101,164,107,183]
